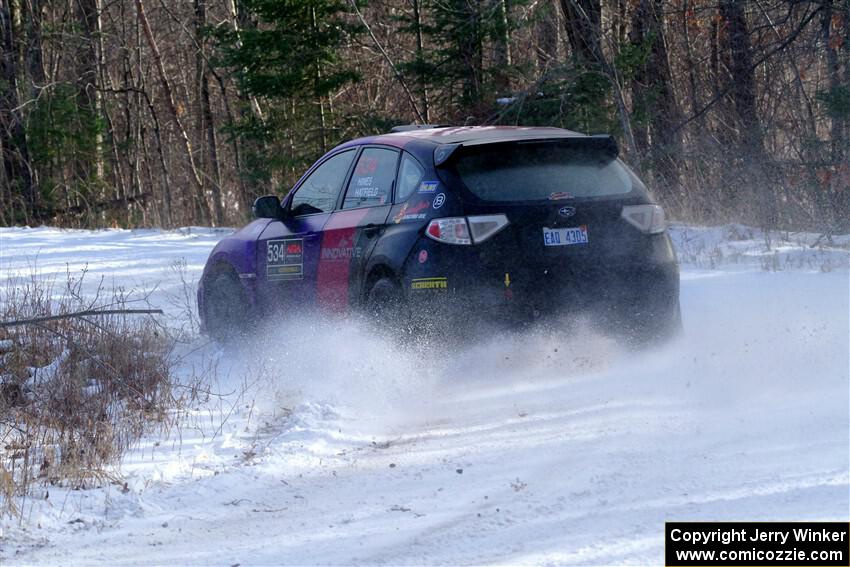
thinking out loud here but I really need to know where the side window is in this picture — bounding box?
[342,148,399,209]
[395,153,425,203]
[291,150,355,216]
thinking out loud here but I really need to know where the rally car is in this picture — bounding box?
[198,125,681,342]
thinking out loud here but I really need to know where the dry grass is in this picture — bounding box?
[0,268,179,518]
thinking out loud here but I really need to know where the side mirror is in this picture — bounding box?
[253,195,282,219]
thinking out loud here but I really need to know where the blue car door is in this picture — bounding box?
[256,148,358,312]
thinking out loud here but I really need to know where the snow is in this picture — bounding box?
[1,224,848,565]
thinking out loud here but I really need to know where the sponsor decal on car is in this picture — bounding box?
[393,201,430,224]
[317,226,363,311]
[355,156,379,175]
[418,250,428,264]
[432,193,446,209]
[267,238,304,280]
[410,277,447,291]
[548,192,574,201]
[392,205,407,224]
[418,181,439,193]
[353,186,381,198]
[321,234,362,261]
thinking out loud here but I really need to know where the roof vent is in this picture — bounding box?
[389,124,452,133]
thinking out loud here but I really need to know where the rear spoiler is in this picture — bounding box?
[434,134,619,167]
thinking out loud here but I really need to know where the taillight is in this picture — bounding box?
[467,214,510,243]
[425,214,509,245]
[621,205,666,234]
[425,217,471,245]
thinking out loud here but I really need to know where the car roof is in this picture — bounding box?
[338,126,586,150]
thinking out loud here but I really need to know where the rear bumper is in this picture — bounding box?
[403,233,680,323]
[426,262,679,321]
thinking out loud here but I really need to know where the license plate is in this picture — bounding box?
[543,225,589,246]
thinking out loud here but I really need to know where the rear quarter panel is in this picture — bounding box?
[363,142,463,299]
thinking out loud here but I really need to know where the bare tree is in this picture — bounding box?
[136,0,210,224]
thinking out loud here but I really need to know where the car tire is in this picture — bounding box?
[204,269,251,343]
[366,276,430,340]
[623,301,682,348]
[365,277,404,321]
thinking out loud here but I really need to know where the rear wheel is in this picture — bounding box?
[204,270,251,343]
[620,300,682,348]
[366,276,430,340]
[365,277,404,320]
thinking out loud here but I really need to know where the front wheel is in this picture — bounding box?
[204,270,252,343]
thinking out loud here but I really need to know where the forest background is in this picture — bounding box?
[1,0,847,231]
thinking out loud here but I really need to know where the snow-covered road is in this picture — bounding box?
[1,225,848,565]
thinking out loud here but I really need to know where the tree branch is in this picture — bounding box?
[0,309,164,329]
[349,0,425,123]
[672,3,822,135]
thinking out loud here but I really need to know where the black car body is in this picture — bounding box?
[198,126,680,341]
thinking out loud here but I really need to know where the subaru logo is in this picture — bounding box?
[558,206,576,218]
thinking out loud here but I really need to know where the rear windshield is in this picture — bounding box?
[453,143,633,201]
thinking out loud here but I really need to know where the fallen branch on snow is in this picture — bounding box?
[0,308,164,329]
